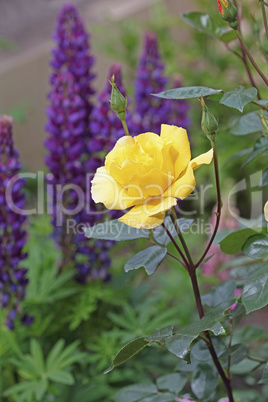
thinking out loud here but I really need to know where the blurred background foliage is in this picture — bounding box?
[1,0,268,400]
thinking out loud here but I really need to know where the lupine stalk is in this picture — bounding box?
[46,4,112,282]
[0,115,32,329]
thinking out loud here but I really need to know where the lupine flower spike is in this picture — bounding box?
[0,115,32,329]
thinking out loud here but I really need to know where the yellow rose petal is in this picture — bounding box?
[105,136,135,171]
[126,169,174,197]
[118,196,177,229]
[190,148,213,171]
[164,164,196,200]
[91,166,143,210]
[160,124,191,178]
[264,201,268,222]
[119,209,165,229]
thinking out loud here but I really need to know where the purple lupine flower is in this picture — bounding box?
[51,3,95,118]
[0,115,32,329]
[131,32,190,135]
[46,5,112,282]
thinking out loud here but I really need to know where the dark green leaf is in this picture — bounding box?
[224,147,253,166]
[153,86,222,100]
[242,264,268,313]
[220,86,257,112]
[220,344,248,366]
[242,234,268,259]
[84,220,149,241]
[254,100,268,106]
[113,383,158,402]
[146,326,174,343]
[260,169,268,188]
[48,370,74,385]
[259,362,268,384]
[219,228,260,254]
[165,301,232,363]
[156,373,187,394]
[141,394,176,402]
[242,137,268,168]
[105,338,150,374]
[230,112,262,135]
[202,279,236,307]
[218,30,237,42]
[191,364,218,399]
[181,12,230,39]
[153,217,193,245]
[124,245,167,275]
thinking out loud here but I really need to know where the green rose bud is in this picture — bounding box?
[200,97,218,142]
[109,75,128,121]
[218,0,237,25]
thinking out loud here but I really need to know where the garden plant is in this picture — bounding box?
[0,0,268,401]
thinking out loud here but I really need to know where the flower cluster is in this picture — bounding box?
[130,32,190,135]
[51,3,95,117]
[0,115,32,329]
[46,4,113,282]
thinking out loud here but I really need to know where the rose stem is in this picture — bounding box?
[162,223,190,270]
[235,31,268,86]
[260,0,268,41]
[194,144,222,269]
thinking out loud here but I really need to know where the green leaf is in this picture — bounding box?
[219,228,260,254]
[153,217,193,245]
[202,279,236,307]
[230,111,262,135]
[84,220,149,241]
[191,364,218,400]
[218,29,237,43]
[46,339,65,372]
[224,147,253,166]
[104,338,150,374]
[156,373,187,394]
[30,339,45,374]
[242,137,268,168]
[181,12,233,40]
[242,264,268,313]
[259,362,268,384]
[48,370,74,385]
[153,86,222,100]
[254,99,268,106]
[141,394,177,402]
[125,246,167,275]
[242,234,268,259]
[113,383,158,402]
[146,326,174,342]
[35,379,48,401]
[260,169,268,188]
[219,344,248,366]
[165,301,232,363]
[220,86,257,112]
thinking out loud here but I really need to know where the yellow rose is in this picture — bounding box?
[265,201,268,222]
[91,124,213,229]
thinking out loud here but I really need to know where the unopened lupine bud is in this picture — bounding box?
[217,0,238,28]
[200,97,218,142]
[109,75,128,121]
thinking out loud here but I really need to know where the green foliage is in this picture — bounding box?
[219,86,258,112]
[4,339,85,401]
[125,245,167,275]
[181,12,236,42]
[154,86,222,99]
